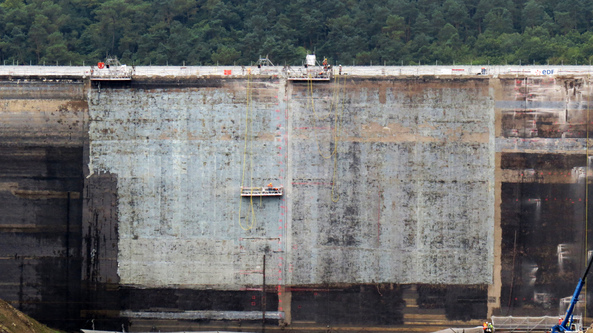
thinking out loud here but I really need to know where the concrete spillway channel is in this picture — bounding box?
[1,65,593,332]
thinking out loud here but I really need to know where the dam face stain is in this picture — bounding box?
[0,145,84,331]
[0,75,518,330]
[499,151,592,315]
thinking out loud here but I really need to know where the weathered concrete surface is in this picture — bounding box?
[287,77,494,285]
[5,71,593,332]
[495,77,593,318]
[86,77,494,290]
[0,79,87,330]
[88,78,288,289]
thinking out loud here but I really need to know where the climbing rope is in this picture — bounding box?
[239,73,257,230]
[308,74,344,159]
[307,73,346,202]
[585,75,590,318]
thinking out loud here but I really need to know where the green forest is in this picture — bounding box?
[1,0,593,66]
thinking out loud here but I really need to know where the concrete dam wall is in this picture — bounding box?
[0,66,591,332]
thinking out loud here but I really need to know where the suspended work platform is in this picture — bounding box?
[241,186,283,197]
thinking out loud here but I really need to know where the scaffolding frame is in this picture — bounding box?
[491,316,582,332]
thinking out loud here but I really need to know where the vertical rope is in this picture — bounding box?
[331,75,346,203]
[239,74,256,230]
[585,75,590,321]
[308,73,346,202]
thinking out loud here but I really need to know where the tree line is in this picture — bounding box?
[1,0,593,66]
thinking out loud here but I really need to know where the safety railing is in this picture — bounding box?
[2,65,593,79]
[491,315,581,332]
[240,186,283,197]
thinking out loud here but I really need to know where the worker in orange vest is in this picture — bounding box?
[482,321,493,333]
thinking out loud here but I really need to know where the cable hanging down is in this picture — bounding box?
[308,73,346,203]
[238,74,257,230]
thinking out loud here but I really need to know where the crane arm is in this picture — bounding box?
[551,252,593,332]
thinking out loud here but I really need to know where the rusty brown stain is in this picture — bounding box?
[442,127,490,143]
[459,132,490,143]
[302,102,489,141]
[343,135,439,143]
[0,99,76,112]
[500,169,586,183]
[256,132,275,141]
[301,121,450,143]
[0,182,18,191]
[379,86,386,104]
[11,189,81,199]
[360,122,390,133]
[345,77,490,98]
[0,224,73,233]
[186,132,207,140]
[59,100,88,111]
[157,128,180,140]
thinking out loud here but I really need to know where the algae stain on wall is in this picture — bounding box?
[87,78,495,289]
[288,78,494,285]
[87,82,286,288]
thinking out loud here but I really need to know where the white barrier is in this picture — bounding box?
[0,65,591,78]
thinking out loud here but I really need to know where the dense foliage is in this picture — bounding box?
[1,0,593,66]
